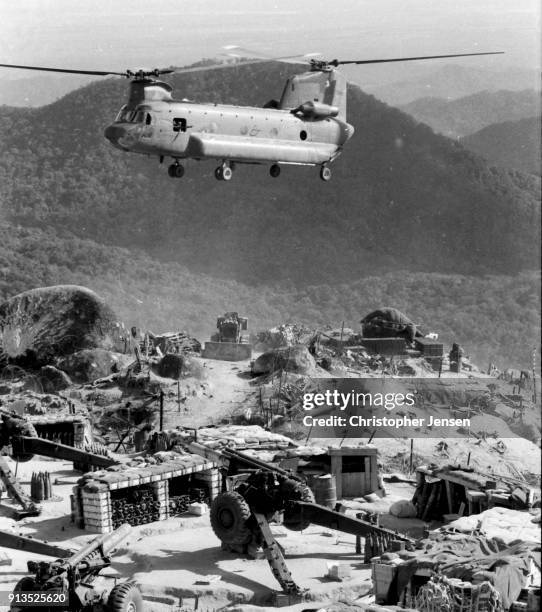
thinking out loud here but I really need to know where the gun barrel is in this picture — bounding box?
[67,523,132,567]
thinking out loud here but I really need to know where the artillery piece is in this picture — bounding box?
[1,408,117,518]
[4,523,142,612]
[187,441,414,597]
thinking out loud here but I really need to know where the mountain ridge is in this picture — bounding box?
[461,116,541,175]
[0,62,539,287]
[398,89,541,138]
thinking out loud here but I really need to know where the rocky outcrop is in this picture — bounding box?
[0,285,127,367]
[252,345,317,375]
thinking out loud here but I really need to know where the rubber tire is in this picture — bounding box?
[168,164,177,178]
[215,166,223,180]
[270,164,281,178]
[107,582,144,612]
[210,491,252,546]
[222,166,233,181]
[11,421,38,462]
[11,577,39,612]
[283,485,315,531]
[174,164,185,178]
[320,166,332,181]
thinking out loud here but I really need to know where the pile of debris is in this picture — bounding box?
[255,323,315,349]
[370,527,540,610]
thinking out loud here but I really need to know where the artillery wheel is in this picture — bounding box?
[210,491,252,546]
[10,421,38,462]
[107,582,144,612]
[11,577,39,612]
[283,485,315,531]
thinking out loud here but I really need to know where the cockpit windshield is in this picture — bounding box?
[115,107,150,124]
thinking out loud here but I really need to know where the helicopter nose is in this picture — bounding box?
[104,124,136,150]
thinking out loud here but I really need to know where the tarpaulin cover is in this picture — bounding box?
[396,534,539,608]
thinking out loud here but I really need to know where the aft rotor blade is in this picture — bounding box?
[333,51,504,66]
[0,63,126,76]
[222,46,321,64]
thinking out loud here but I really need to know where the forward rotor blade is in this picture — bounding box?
[0,63,126,76]
[332,51,503,66]
[169,55,310,76]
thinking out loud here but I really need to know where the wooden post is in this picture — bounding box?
[532,349,537,404]
[177,380,181,413]
[409,439,414,474]
[159,390,164,431]
[445,479,453,514]
[355,512,362,554]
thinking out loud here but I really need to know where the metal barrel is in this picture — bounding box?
[67,523,132,566]
[313,474,337,509]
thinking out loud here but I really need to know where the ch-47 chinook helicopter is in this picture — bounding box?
[1,49,502,181]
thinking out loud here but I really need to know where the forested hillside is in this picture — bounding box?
[0,62,539,286]
[461,117,541,176]
[1,223,538,370]
[399,89,540,138]
[0,62,539,370]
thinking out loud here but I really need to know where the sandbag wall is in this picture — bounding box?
[71,454,219,533]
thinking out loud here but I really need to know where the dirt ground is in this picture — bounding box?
[0,457,425,611]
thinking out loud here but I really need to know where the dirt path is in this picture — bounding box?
[161,356,259,429]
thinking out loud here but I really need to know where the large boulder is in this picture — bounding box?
[57,348,124,383]
[39,365,72,392]
[252,345,316,375]
[153,354,205,380]
[0,286,127,367]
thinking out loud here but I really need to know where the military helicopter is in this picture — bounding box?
[1,49,502,181]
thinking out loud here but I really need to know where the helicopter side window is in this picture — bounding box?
[135,111,146,123]
[145,113,152,125]
[173,118,187,133]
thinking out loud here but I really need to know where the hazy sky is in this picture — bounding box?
[1,0,540,84]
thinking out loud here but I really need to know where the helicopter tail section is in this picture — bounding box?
[278,68,347,119]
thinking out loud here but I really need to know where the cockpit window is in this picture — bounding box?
[115,107,149,123]
[115,106,128,122]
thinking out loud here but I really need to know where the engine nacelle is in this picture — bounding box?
[293,101,339,119]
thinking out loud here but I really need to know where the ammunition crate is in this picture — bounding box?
[371,562,397,604]
[361,337,407,355]
[414,337,444,357]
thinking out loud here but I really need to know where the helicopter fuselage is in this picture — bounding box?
[105,99,354,167]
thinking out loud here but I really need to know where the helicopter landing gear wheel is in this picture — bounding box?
[270,163,281,178]
[320,165,332,182]
[168,163,184,178]
[215,162,233,181]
